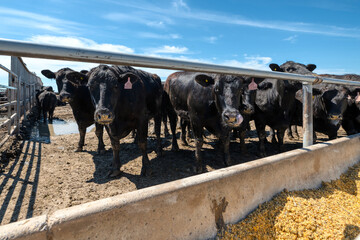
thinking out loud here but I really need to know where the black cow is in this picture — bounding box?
[293,84,349,140]
[320,74,360,135]
[38,90,57,123]
[164,72,259,173]
[66,65,163,177]
[41,68,105,153]
[36,86,54,120]
[254,61,315,156]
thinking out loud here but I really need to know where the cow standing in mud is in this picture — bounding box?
[164,72,258,173]
[66,65,163,177]
[41,68,105,153]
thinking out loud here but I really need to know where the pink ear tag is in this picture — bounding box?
[355,92,360,103]
[248,78,258,90]
[124,77,132,89]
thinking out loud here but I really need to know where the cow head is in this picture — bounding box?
[240,77,268,115]
[41,68,74,93]
[67,65,140,125]
[195,73,246,127]
[297,86,348,127]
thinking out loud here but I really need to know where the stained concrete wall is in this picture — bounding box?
[1,134,360,240]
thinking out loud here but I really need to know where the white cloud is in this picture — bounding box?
[283,35,298,43]
[106,1,360,39]
[145,45,189,54]
[0,7,81,35]
[205,36,219,44]
[138,32,181,39]
[222,56,273,71]
[28,35,134,54]
[172,0,190,11]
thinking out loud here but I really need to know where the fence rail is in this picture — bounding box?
[0,56,42,147]
[0,39,359,147]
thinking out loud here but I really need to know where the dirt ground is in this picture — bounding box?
[0,104,347,226]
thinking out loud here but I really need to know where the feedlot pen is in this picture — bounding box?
[0,39,360,239]
[2,104,339,226]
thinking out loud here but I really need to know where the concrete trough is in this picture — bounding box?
[1,134,360,240]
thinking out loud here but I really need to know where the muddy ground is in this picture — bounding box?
[0,104,347,226]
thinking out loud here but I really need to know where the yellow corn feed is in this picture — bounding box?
[219,162,360,239]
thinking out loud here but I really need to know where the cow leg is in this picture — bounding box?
[220,133,232,167]
[48,109,54,124]
[292,125,300,139]
[239,129,248,155]
[43,111,47,123]
[180,118,188,146]
[154,114,163,157]
[192,122,204,173]
[168,109,179,151]
[254,120,267,157]
[286,126,294,140]
[76,125,86,152]
[95,123,105,154]
[277,128,286,153]
[108,134,121,177]
[137,120,151,176]
[162,113,170,137]
[269,127,277,144]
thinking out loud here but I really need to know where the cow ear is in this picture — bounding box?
[306,64,317,72]
[41,69,56,79]
[119,73,140,90]
[66,71,88,86]
[194,74,214,87]
[269,64,282,72]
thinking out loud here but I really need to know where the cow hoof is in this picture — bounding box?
[108,169,122,178]
[141,167,152,176]
[171,145,179,152]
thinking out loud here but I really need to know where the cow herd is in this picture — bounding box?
[36,61,360,178]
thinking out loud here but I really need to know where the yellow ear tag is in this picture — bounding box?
[205,79,208,83]
[312,96,315,100]
[80,77,83,80]
[274,68,277,71]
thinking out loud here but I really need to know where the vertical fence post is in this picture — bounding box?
[302,82,313,147]
[16,76,20,133]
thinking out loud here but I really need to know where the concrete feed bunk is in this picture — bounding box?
[0,134,359,240]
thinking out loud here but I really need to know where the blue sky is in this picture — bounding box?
[0,0,359,91]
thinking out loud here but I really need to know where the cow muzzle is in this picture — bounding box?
[95,109,114,125]
[223,110,244,127]
[59,94,71,103]
[328,114,342,121]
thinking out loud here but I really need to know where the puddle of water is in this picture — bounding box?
[48,119,95,136]
[29,119,95,143]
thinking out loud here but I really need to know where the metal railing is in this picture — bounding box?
[0,39,359,147]
[0,56,42,147]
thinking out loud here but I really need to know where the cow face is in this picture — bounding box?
[67,65,140,125]
[41,68,74,93]
[240,77,267,115]
[322,88,348,126]
[195,74,245,127]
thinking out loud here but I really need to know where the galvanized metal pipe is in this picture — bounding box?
[0,39,360,86]
[302,83,313,147]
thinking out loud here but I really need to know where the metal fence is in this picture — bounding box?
[0,56,42,147]
[0,39,359,147]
